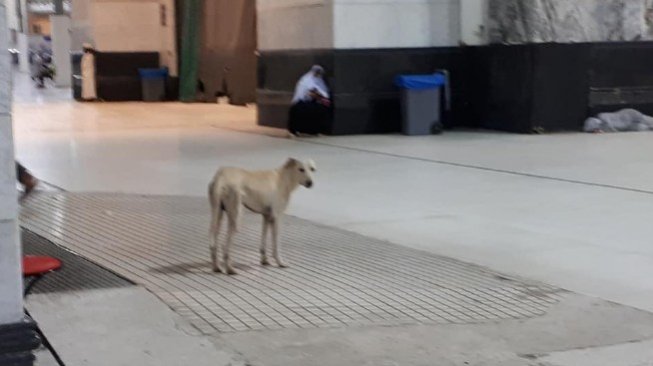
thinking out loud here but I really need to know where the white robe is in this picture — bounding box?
[81,53,97,100]
[291,70,329,104]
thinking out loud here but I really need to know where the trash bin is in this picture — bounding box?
[9,49,19,65]
[394,73,447,135]
[138,68,168,102]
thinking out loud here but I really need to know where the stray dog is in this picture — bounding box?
[208,158,316,274]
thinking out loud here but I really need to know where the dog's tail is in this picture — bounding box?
[209,174,241,236]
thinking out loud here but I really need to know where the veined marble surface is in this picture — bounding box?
[0,1,25,326]
[488,0,653,43]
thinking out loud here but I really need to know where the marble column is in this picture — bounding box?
[0,2,39,365]
[488,0,652,44]
[460,0,489,45]
[51,15,72,87]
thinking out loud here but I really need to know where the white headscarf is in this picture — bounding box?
[291,65,329,104]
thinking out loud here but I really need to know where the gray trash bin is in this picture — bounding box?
[138,68,168,102]
[395,73,447,135]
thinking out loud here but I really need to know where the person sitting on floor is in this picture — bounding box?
[288,65,331,137]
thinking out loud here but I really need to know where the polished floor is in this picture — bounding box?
[13,72,653,316]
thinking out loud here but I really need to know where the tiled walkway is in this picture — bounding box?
[20,192,560,334]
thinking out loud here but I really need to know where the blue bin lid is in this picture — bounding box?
[138,68,168,79]
[394,73,446,90]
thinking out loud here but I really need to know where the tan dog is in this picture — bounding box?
[208,158,316,274]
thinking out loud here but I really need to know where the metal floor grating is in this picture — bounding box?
[22,228,134,294]
[20,192,562,334]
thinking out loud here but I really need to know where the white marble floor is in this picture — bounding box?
[13,72,653,315]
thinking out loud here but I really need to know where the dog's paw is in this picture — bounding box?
[212,266,223,273]
[226,267,238,275]
[277,262,289,268]
[261,258,271,266]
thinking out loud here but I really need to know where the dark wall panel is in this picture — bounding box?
[258,42,653,134]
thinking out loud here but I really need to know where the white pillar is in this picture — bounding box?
[5,0,19,30]
[331,0,461,49]
[19,0,28,32]
[257,0,334,51]
[16,32,28,73]
[14,0,30,73]
[51,15,72,87]
[460,0,488,45]
[0,0,24,327]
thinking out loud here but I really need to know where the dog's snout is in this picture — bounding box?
[306,180,313,188]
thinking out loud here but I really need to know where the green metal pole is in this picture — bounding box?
[178,0,201,102]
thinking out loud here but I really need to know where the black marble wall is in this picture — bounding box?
[258,42,653,134]
[0,320,40,366]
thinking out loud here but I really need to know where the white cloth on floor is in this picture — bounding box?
[584,109,653,132]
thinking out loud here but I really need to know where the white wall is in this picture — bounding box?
[257,0,465,50]
[71,0,178,76]
[0,1,24,326]
[92,2,161,51]
[460,0,488,45]
[70,0,93,49]
[332,0,460,49]
[5,0,19,30]
[16,32,28,73]
[257,0,334,51]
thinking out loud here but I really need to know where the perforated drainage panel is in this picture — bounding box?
[22,228,134,293]
[20,193,561,334]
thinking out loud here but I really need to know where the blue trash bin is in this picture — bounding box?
[395,73,446,135]
[138,68,168,102]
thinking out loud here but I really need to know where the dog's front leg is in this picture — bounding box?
[260,216,271,266]
[271,217,288,268]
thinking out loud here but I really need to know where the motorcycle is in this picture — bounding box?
[31,51,55,88]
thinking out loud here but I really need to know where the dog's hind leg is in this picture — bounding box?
[224,218,238,275]
[209,208,223,273]
[223,192,241,275]
[260,216,271,266]
[208,181,223,273]
[270,217,288,268]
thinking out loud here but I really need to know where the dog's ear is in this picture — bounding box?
[284,158,299,169]
[306,159,317,172]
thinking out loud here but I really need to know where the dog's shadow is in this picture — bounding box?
[150,261,254,274]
